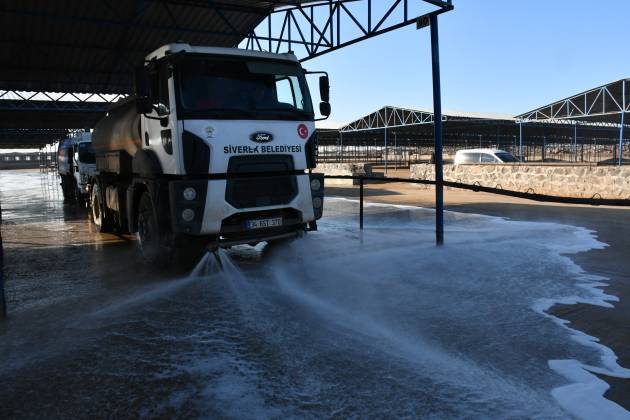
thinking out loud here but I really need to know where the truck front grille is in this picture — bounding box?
[226,155,297,209]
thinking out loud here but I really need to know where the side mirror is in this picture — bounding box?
[136,97,153,114]
[319,75,330,103]
[134,66,150,99]
[319,102,331,117]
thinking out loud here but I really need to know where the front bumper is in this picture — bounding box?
[169,173,324,236]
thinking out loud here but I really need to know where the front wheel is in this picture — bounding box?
[91,182,111,233]
[137,192,171,266]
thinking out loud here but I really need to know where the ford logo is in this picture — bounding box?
[250,132,274,143]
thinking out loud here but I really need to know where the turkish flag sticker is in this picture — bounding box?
[297,123,309,140]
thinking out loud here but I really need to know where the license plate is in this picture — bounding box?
[245,217,283,230]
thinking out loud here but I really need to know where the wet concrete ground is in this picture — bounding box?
[1,169,629,418]
[331,180,630,411]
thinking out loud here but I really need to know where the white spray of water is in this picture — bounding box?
[87,251,238,321]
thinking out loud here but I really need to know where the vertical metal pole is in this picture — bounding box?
[394,131,398,170]
[384,127,388,174]
[340,131,344,163]
[574,123,578,163]
[430,14,444,246]
[0,202,5,320]
[359,177,364,230]
[620,80,626,166]
[519,122,523,162]
[542,136,546,162]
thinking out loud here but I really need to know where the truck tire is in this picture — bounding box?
[137,192,170,266]
[91,182,111,232]
[60,175,73,201]
[73,180,84,205]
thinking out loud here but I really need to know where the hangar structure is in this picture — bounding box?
[0,0,454,146]
[516,78,629,165]
[318,82,629,166]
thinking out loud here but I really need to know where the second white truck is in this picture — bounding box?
[89,43,329,265]
[58,131,96,202]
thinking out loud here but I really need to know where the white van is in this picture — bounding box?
[454,148,518,164]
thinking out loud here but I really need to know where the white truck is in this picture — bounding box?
[57,131,97,202]
[89,43,328,265]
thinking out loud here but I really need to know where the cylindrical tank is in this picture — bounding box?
[92,98,142,157]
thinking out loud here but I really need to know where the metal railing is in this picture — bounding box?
[324,175,630,231]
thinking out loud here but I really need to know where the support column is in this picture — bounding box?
[339,131,343,163]
[394,131,398,170]
[620,80,626,166]
[519,122,523,162]
[430,14,444,246]
[0,202,5,320]
[574,123,578,163]
[384,127,388,174]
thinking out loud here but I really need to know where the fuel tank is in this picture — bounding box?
[92,97,142,157]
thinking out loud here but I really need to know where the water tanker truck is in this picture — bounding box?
[89,43,328,265]
[58,131,96,202]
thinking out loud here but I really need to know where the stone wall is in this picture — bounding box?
[410,163,630,200]
[314,163,383,185]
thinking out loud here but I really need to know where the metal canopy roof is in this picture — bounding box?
[0,129,70,149]
[0,0,454,147]
[339,106,482,132]
[0,0,307,94]
[335,105,624,140]
[516,78,629,125]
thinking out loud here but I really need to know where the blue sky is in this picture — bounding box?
[309,0,630,128]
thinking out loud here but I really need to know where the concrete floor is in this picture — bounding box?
[1,169,629,418]
[328,179,630,410]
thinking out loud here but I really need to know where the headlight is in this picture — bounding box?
[312,197,323,209]
[181,208,195,222]
[183,187,197,201]
[310,178,321,191]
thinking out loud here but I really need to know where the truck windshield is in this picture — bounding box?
[178,57,313,120]
[78,142,95,164]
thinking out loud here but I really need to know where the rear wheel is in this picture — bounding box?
[137,192,171,266]
[60,175,74,201]
[91,182,111,232]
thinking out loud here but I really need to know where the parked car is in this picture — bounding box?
[454,148,519,164]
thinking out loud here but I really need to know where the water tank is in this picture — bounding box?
[92,98,142,157]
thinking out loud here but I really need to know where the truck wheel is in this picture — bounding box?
[137,193,170,266]
[60,176,73,201]
[91,182,111,232]
[73,181,83,205]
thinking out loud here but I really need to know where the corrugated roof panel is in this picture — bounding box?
[0,0,288,94]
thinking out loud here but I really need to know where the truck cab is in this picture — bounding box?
[58,132,96,202]
[90,43,329,264]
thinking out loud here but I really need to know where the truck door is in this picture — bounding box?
[143,61,180,175]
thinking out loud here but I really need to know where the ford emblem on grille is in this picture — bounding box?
[250,132,274,143]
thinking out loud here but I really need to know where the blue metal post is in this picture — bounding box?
[430,14,444,246]
[384,126,388,174]
[359,177,364,230]
[574,123,578,163]
[620,80,626,166]
[340,131,344,163]
[519,121,523,162]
